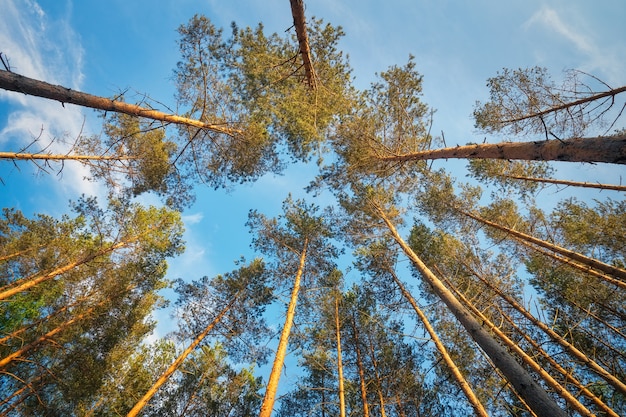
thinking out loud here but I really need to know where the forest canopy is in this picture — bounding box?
[1,1,625,416]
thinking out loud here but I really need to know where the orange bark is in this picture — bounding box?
[258,238,308,417]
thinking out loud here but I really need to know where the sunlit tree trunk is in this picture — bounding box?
[376,135,626,165]
[457,208,626,281]
[0,152,133,162]
[127,294,238,417]
[0,303,99,370]
[386,266,489,417]
[372,202,567,417]
[258,238,308,417]
[289,0,316,89]
[365,332,387,417]
[0,70,239,136]
[334,297,347,417]
[501,175,626,192]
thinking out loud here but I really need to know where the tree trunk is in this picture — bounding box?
[458,208,626,281]
[127,294,238,417]
[372,202,567,417]
[503,175,626,192]
[496,304,619,417]
[258,238,308,417]
[350,311,371,417]
[438,273,596,417]
[0,152,134,162]
[365,332,387,417]
[0,70,239,136]
[0,303,99,370]
[386,266,489,417]
[466,261,626,395]
[376,135,626,165]
[335,297,347,417]
[289,0,316,89]
[0,225,154,301]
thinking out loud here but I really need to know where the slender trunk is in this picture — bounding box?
[365,332,387,417]
[438,273,595,417]
[394,394,408,417]
[0,152,134,162]
[529,243,626,290]
[376,135,626,165]
[496,304,619,417]
[503,175,626,192]
[372,202,567,417]
[568,298,626,341]
[335,297,347,417]
[459,208,626,281]
[350,311,370,417]
[386,267,489,417]
[289,0,316,89]
[0,246,45,263]
[0,227,152,301]
[127,295,238,417]
[466,262,626,395]
[0,70,240,136]
[0,303,99,370]
[0,292,93,344]
[258,238,308,417]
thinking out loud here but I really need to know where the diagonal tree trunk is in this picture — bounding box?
[439,273,613,417]
[258,238,308,417]
[501,175,626,192]
[376,135,626,165]
[127,294,239,417]
[385,265,489,417]
[0,152,134,162]
[371,202,567,417]
[0,70,240,136]
[457,208,626,281]
[464,261,626,396]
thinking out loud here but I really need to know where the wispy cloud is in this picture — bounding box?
[525,6,593,54]
[0,0,98,198]
[523,5,625,84]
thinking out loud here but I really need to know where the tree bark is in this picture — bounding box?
[372,202,567,417]
[127,294,238,417]
[0,70,240,136]
[386,266,489,417]
[289,0,316,89]
[258,238,308,417]
[376,135,626,165]
[0,152,134,162]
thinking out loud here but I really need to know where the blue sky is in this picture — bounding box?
[1,0,626,391]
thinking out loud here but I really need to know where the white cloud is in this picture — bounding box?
[183,212,204,225]
[0,0,99,198]
[525,6,593,54]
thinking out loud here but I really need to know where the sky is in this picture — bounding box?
[1,0,626,396]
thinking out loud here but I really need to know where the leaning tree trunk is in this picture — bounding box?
[376,135,626,165]
[439,273,610,417]
[0,70,239,136]
[464,261,626,396]
[502,175,626,192]
[457,208,626,281]
[127,294,239,417]
[258,238,308,417]
[372,202,567,417]
[386,266,489,417]
[350,310,371,417]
